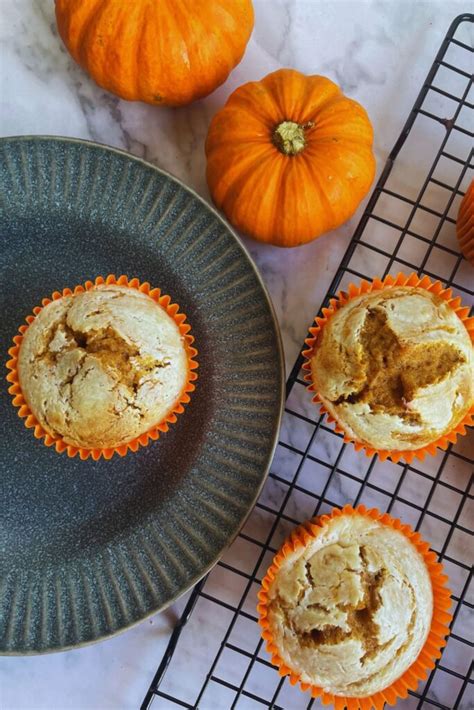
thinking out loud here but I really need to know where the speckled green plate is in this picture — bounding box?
[0,136,284,654]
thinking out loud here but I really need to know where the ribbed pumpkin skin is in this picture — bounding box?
[456,180,474,266]
[55,0,254,106]
[205,69,376,247]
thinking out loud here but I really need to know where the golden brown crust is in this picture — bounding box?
[18,285,188,448]
[310,287,474,450]
[266,514,433,696]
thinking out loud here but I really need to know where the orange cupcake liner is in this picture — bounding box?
[6,274,198,461]
[456,179,474,266]
[301,272,474,464]
[257,504,453,710]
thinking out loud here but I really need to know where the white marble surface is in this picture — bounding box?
[1,1,473,709]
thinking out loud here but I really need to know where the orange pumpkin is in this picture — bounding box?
[456,179,474,266]
[55,0,254,106]
[206,69,376,247]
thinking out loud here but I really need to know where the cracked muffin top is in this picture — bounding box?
[310,286,474,451]
[18,285,189,449]
[265,512,433,697]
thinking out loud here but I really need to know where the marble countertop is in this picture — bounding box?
[1,1,472,709]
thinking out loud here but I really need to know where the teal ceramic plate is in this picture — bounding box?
[0,136,284,653]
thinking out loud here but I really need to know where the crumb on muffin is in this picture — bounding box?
[266,512,433,697]
[18,285,189,449]
[310,287,474,450]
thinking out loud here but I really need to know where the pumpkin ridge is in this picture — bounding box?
[168,1,238,103]
[148,1,180,102]
[184,0,249,101]
[224,96,280,128]
[267,158,294,244]
[253,155,291,243]
[299,155,339,233]
[310,97,374,145]
[206,135,274,161]
[211,1,250,62]
[74,0,112,69]
[296,75,341,124]
[206,126,272,151]
[231,79,285,125]
[208,148,278,210]
[114,3,146,100]
[207,141,275,173]
[220,153,286,240]
[176,4,210,104]
[210,0,254,47]
[166,1,195,98]
[268,156,314,245]
[335,142,375,189]
[56,0,101,61]
[306,142,374,221]
[265,69,305,124]
[86,1,135,97]
[302,129,375,194]
[134,1,154,100]
[177,10,198,96]
[284,73,341,124]
[275,159,315,245]
[305,137,374,150]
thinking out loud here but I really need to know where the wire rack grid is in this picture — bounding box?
[141,14,474,710]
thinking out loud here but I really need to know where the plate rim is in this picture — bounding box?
[1,134,285,654]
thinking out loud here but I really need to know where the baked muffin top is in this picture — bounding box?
[266,512,433,697]
[18,285,188,449]
[311,286,473,450]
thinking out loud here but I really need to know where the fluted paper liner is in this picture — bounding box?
[6,275,198,461]
[257,504,452,709]
[456,179,474,266]
[301,272,474,463]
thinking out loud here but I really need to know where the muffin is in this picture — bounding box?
[456,179,474,266]
[16,283,190,449]
[309,286,474,451]
[258,506,451,703]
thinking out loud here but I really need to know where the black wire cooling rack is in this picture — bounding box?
[141,14,474,710]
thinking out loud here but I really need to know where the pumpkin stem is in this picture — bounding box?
[273,120,314,156]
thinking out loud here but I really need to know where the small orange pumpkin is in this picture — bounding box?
[206,68,376,247]
[456,179,474,266]
[55,0,254,106]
